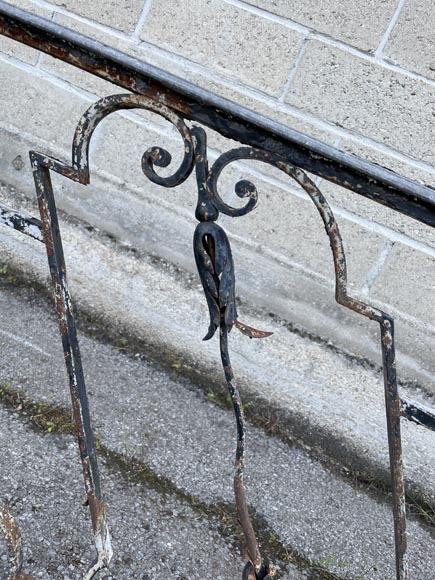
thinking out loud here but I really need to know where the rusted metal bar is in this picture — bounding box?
[0,202,43,242]
[401,398,435,431]
[29,153,112,579]
[381,317,408,580]
[1,1,435,227]
[220,325,276,580]
[220,323,261,573]
[0,502,31,580]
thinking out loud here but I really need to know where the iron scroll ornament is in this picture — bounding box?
[190,130,407,579]
[7,93,406,579]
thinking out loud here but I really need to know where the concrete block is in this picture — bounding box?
[140,0,305,96]
[242,0,397,52]
[385,2,435,81]
[365,241,435,382]
[285,40,435,166]
[48,0,145,33]
[40,12,238,137]
[370,242,435,329]
[0,1,53,64]
[319,140,435,250]
[40,12,129,98]
[107,37,340,156]
[390,312,435,386]
[0,58,88,153]
[39,13,172,132]
[129,36,339,148]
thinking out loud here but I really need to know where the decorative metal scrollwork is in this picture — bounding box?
[27,94,201,580]
[186,122,406,580]
[4,92,404,579]
[72,94,196,187]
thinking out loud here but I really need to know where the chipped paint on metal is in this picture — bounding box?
[0,503,31,580]
[72,94,194,186]
[401,397,435,431]
[0,202,43,242]
[29,151,112,578]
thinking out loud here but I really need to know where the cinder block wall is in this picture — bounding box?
[1,0,435,387]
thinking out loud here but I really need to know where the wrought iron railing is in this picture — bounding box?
[1,2,435,579]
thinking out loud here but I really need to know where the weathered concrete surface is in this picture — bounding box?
[1,256,435,578]
[1,200,435,510]
[284,40,435,166]
[242,0,397,52]
[48,0,145,33]
[385,1,435,82]
[0,407,248,580]
[140,0,305,97]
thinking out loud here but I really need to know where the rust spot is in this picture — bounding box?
[88,495,106,535]
[234,320,273,339]
[0,504,20,551]
[141,80,190,115]
[150,148,160,162]
[383,332,393,346]
[0,503,30,579]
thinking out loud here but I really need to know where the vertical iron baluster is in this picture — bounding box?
[219,323,262,573]
[380,317,407,580]
[30,155,112,579]
[193,129,275,578]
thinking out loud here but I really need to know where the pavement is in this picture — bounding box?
[1,276,435,579]
[1,190,435,578]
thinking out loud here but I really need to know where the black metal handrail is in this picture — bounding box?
[0,2,435,225]
[0,2,434,580]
